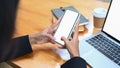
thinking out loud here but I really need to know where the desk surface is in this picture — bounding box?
[10,0,110,68]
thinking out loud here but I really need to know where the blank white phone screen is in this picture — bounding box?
[54,10,79,45]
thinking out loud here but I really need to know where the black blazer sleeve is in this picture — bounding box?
[0,0,32,62]
[0,35,32,62]
[61,57,87,68]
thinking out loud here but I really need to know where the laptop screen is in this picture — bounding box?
[103,0,120,41]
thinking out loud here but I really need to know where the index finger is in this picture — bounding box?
[51,16,62,28]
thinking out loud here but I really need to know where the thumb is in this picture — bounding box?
[46,34,56,44]
[46,34,55,40]
[61,36,68,44]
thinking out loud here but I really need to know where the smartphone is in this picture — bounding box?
[54,10,80,45]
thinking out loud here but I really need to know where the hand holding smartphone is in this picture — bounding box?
[54,10,80,45]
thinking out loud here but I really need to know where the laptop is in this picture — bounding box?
[79,0,120,68]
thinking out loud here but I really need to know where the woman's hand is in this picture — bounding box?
[61,23,80,58]
[29,19,60,45]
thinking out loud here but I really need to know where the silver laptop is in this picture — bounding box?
[79,0,120,68]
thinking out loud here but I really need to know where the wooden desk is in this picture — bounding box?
[9,0,110,68]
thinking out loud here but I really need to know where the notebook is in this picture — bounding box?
[51,6,89,25]
[79,0,120,68]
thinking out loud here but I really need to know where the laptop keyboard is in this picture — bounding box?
[86,34,120,66]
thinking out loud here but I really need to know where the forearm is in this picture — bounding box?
[0,35,32,62]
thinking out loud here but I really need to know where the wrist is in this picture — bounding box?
[70,54,80,58]
[29,35,36,45]
[70,51,80,58]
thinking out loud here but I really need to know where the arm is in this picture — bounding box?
[0,0,61,63]
[0,35,32,62]
[61,22,87,68]
[0,19,60,63]
[0,0,31,62]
